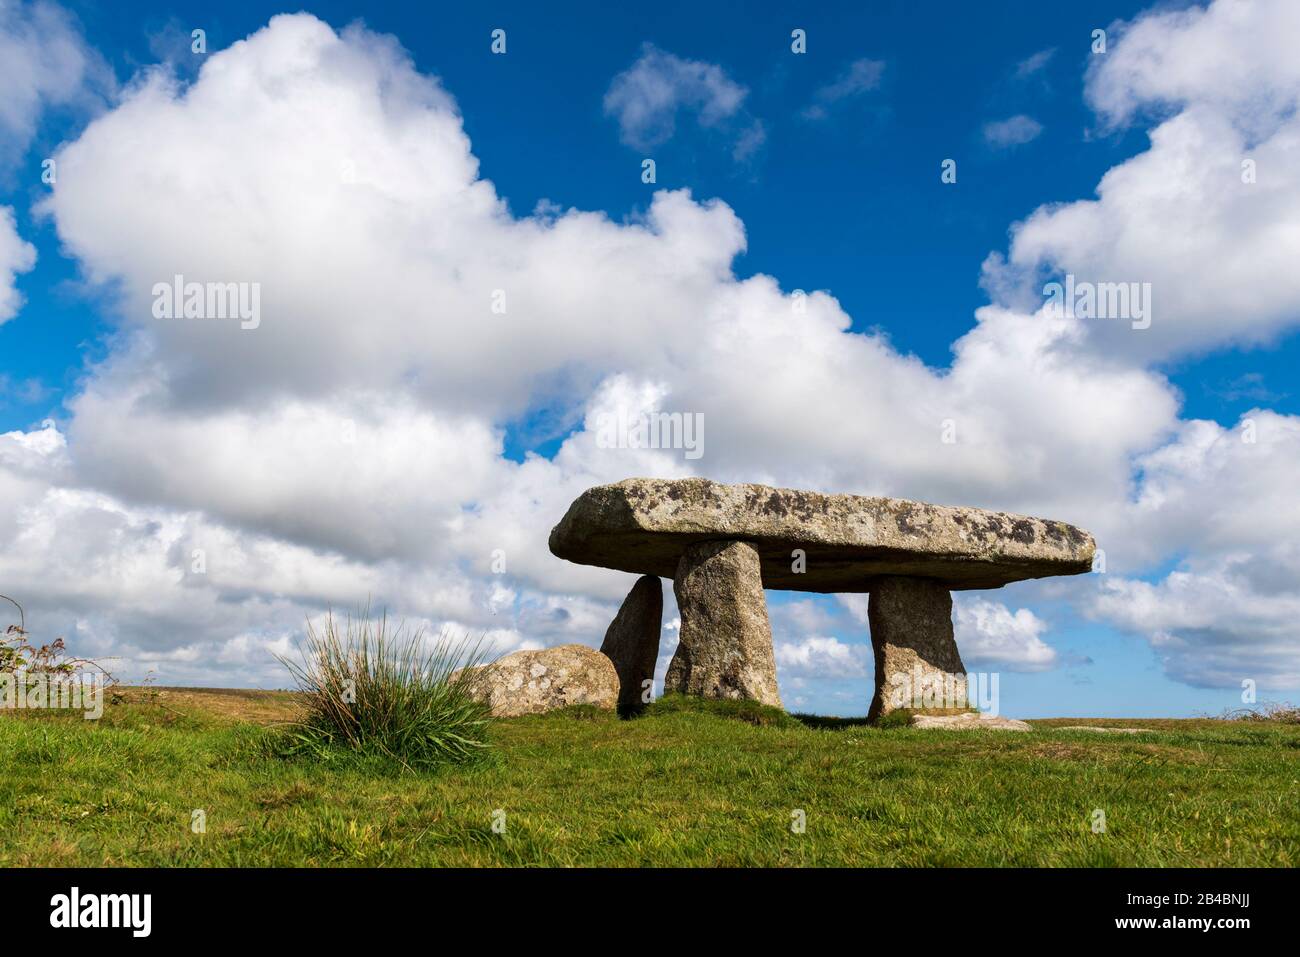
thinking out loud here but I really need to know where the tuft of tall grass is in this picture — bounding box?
[277,611,491,770]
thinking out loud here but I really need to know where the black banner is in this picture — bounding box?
[2,867,1275,941]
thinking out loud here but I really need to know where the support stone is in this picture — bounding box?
[665,540,782,707]
[599,575,663,714]
[866,576,968,722]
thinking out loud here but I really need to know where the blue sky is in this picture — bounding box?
[1,0,1298,717]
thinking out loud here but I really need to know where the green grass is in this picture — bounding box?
[1,688,1297,866]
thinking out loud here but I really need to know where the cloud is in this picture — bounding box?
[774,635,870,680]
[732,119,766,162]
[1208,372,1286,404]
[0,0,112,171]
[982,114,1043,148]
[39,16,1178,553]
[1119,412,1300,563]
[1084,410,1300,688]
[0,206,36,322]
[603,44,749,151]
[953,597,1057,672]
[1014,48,1055,80]
[801,58,884,120]
[984,0,1300,362]
[1085,0,1300,135]
[0,373,49,406]
[1090,558,1300,690]
[0,424,584,686]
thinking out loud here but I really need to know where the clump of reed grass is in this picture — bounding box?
[277,610,491,770]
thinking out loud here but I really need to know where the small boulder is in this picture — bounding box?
[459,644,619,717]
[1058,725,1156,734]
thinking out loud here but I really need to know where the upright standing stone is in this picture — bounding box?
[867,576,968,721]
[665,540,782,707]
[599,575,663,713]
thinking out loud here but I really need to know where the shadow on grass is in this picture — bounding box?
[635,696,919,730]
[636,693,800,728]
[791,713,875,731]
[793,709,966,730]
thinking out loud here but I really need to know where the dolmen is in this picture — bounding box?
[549,478,1095,719]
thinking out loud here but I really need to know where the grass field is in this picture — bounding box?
[1,688,1297,866]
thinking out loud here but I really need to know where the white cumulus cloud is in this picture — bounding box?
[953,597,1057,672]
[984,0,1300,361]
[774,635,871,680]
